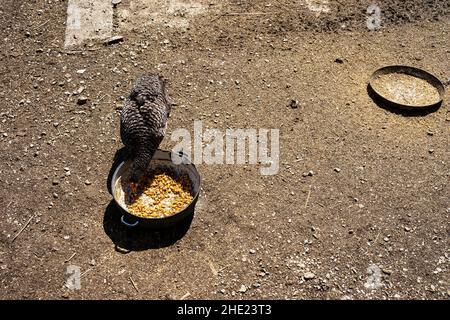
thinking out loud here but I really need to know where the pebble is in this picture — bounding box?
[382,268,392,275]
[77,96,88,105]
[303,272,315,280]
[76,86,85,95]
[112,0,121,4]
[239,285,247,293]
[104,35,124,45]
[249,249,256,254]
[334,167,341,173]
[52,179,59,185]
[302,170,314,177]
[404,226,411,232]
[85,180,92,185]
[288,99,299,109]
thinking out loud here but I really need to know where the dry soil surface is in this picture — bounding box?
[0,0,449,299]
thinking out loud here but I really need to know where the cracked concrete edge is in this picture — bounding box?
[64,0,114,49]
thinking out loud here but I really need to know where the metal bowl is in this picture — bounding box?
[368,65,445,110]
[110,150,201,229]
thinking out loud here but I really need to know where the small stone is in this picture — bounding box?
[85,180,92,185]
[163,39,170,44]
[89,259,96,266]
[76,69,86,74]
[334,167,341,173]
[104,35,123,45]
[404,226,411,232]
[112,0,121,5]
[382,268,392,275]
[334,58,344,64]
[239,285,247,293]
[52,179,59,185]
[303,272,315,280]
[52,192,59,199]
[63,235,70,240]
[77,86,85,95]
[288,99,299,109]
[249,249,256,254]
[302,170,314,177]
[77,96,88,105]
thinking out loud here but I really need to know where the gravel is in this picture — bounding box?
[303,272,316,280]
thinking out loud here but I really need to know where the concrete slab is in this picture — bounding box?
[64,0,114,49]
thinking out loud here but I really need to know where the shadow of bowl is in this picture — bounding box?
[103,200,194,252]
[367,84,442,117]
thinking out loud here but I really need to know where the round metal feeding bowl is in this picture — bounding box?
[111,150,201,229]
[368,65,445,110]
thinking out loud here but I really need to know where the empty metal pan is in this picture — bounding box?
[368,65,445,110]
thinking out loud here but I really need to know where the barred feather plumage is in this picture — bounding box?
[120,74,171,182]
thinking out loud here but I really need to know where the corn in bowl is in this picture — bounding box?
[121,169,193,219]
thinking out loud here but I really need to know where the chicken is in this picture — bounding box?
[120,74,171,185]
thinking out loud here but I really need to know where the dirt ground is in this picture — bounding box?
[0,0,449,300]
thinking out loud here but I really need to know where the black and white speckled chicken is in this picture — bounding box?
[120,74,171,185]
